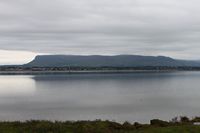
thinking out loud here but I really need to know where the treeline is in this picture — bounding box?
[0,116,200,133]
[1,66,200,71]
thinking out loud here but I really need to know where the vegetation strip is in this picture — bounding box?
[0,117,200,133]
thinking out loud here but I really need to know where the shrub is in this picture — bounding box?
[180,116,190,123]
[122,121,133,130]
[150,119,169,127]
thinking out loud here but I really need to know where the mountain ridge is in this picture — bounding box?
[25,55,200,67]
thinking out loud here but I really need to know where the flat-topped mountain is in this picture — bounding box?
[25,55,200,67]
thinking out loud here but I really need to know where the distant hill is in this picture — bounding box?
[25,55,200,67]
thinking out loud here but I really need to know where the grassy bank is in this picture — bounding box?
[0,117,200,133]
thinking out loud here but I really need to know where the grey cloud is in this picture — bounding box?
[0,0,200,59]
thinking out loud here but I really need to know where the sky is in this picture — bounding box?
[0,0,200,64]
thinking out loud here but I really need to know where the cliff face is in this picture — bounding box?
[25,55,200,67]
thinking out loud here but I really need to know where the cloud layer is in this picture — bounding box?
[0,50,37,65]
[0,0,200,62]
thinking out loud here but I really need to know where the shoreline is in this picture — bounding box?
[0,70,182,75]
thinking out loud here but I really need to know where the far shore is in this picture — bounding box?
[0,69,184,75]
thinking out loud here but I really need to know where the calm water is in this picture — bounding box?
[0,72,200,123]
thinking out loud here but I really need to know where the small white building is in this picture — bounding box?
[193,122,200,125]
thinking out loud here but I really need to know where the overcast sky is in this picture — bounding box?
[0,0,200,64]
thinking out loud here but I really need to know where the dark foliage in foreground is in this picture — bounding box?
[0,117,200,133]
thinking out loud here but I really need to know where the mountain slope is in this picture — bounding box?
[25,55,200,67]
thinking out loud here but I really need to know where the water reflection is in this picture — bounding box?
[0,76,36,96]
[0,72,200,123]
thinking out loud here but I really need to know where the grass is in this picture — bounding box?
[0,118,199,133]
[126,125,200,133]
